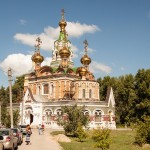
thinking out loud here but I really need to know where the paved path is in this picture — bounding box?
[18,128,62,150]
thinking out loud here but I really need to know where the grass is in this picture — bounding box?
[51,129,150,150]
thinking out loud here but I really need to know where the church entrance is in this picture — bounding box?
[30,114,33,124]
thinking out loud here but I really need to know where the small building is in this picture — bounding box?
[20,10,116,129]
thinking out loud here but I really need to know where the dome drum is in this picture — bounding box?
[78,67,87,77]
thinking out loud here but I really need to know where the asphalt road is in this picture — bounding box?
[17,128,62,150]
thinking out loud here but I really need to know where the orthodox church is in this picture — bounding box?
[20,10,116,129]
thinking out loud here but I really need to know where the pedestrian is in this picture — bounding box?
[25,124,32,145]
[38,124,42,135]
[42,124,44,131]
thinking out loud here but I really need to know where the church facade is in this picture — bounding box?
[20,10,116,129]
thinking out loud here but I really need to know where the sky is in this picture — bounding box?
[0,0,150,87]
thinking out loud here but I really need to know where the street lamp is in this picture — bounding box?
[8,67,13,128]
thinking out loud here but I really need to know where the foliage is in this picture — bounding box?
[92,128,111,150]
[57,104,89,136]
[97,69,150,126]
[0,75,24,127]
[2,109,20,128]
[58,130,150,150]
[75,123,87,142]
[12,75,25,103]
[135,117,150,146]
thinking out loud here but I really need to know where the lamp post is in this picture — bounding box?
[21,91,24,125]
[0,101,1,125]
[8,67,13,128]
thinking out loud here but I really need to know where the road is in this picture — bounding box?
[17,128,62,150]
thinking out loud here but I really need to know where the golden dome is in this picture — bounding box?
[80,54,91,66]
[31,52,44,63]
[59,46,71,58]
[78,67,87,77]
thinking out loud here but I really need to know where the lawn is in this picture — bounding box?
[51,129,150,150]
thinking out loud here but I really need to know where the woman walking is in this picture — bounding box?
[25,124,32,145]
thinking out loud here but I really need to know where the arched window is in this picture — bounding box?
[43,84,49,94]
[89,89,92,98]
[50,84,54,95]
[56,109,62,116]
[82,89,85,98]
[95,110,102,122]
[83,110,89,116]
[45,109,52,122]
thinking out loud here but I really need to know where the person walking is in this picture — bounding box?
[38,124,42,135]
[25,124,32,145]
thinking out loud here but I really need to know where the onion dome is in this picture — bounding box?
[32,37,44,63]
[78,66,87,77]
[80,54,91,66]
[59,46,71,58]
[80,39,91,66]
[31,52,44,63]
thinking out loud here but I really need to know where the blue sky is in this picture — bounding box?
[0,0,150,87]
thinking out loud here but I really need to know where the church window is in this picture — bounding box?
[43,84,49,94]
[89,89,92,98]
[46,110,52,122]
[56,109,62,116]
[82,89,85,98]
[50,84,54,95]
[95,110,102,122]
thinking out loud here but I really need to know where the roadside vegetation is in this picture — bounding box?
[52,129,150,150]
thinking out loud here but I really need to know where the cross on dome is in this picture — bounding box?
[36,37,42,52]
[61,9,65,21]
[83,39,88,55]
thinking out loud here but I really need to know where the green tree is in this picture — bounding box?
[57,104,89,136]
[75,123,87,142]
[133,69,150,122]
[92,128,111,150]
[12,75,24,103]
[135,117,150,146]
[2,109,20,128]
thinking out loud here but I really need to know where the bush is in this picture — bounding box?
[75,123,87,142]
[92,128,111,150]
[135,118,150,146]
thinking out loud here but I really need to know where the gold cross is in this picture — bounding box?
[61,9,65,20]
[36,37,42,51]
[83,39,88,54]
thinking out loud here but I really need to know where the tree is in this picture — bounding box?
[57,104,89,136]
[75,123,87,142]
[135,117,150,146]
[12,75,25,103]
[2,109,20,128]
[92,128,111,150]
[132,69,150,122]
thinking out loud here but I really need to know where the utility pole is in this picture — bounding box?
[0,101,1,125]
[8,67,13,128]
[21,91,24,125]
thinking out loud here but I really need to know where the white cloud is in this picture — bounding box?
[19,19,27,25]
[0,54,32,76]
[14,22,100,55]
[66,22,100,38]
[90,61,112,74]
[0,54,51,77]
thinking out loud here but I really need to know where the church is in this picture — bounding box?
[20,10,116,129]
